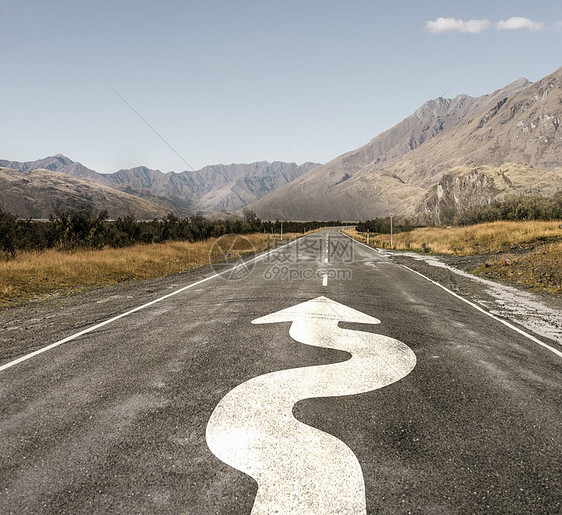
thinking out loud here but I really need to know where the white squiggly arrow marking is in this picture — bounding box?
[206,296,416,513]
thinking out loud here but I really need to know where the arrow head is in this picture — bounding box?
[252,296,381,325]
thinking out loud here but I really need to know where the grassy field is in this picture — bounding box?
[0,233,302,307]
[344,221,562,255]
[472,241,561,295]
[344,221,561,294]
[2,223,560,306]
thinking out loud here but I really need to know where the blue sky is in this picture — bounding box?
[1,0,561,173]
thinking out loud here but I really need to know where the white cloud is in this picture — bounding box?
[555,21,562,32]
[426,17,491,34]
[496,17,544,31]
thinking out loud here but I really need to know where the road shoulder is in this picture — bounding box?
[388,250,562,345]
[0,264,219,365]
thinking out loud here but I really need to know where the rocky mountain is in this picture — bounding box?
[192,162,318,211]
[5,66,560,222]
[107,161,317,212]
[0,167,167,219]
[416,163,562,224]
[0,157,317,215]
[0,155,111,186]
[250,67,561,220]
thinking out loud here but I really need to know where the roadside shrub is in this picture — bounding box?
[0,206,340,256]
[456,191,562,225]
[357,217,417,234]
[0,205,17,259]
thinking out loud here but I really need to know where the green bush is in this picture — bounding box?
[0,206,340,259]
[0,205,17,258]
[357,217,418,234]
[456,192,562,225]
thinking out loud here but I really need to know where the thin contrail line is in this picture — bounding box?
[112,87,237,211]
[112,88,197,172]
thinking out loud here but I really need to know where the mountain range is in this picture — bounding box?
[0,167,168,219]
[0,157,317,218]
[2,65,561,221]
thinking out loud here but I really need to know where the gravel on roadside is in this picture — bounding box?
[387,249,562,345]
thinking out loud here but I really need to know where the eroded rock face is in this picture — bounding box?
[416,163,562,224]
[417,169,497,224]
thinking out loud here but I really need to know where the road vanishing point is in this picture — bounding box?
[1,228,560,513]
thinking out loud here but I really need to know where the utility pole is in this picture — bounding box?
[389,213,395,248]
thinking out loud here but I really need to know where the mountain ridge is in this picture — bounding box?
[3,67,560,222]
[0,167,168,219]
[0,157,318,216]
[248,69,560,220]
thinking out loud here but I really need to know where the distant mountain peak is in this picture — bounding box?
[512,77,530,87]
[416,94,475,119]
[49,154,74,165]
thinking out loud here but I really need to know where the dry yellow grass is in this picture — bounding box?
[0,233,302,307]
[344,221,562,255]
[473,242,562,295]
[344,221,561,295]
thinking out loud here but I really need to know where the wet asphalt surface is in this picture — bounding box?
[0,228,560,514]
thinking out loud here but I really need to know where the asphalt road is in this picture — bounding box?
[1,228,560,514]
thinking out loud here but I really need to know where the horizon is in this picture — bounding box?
[1,152,321,175]
[1,1,561,173]
[3,65,558,176]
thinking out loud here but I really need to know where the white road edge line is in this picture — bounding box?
[0,236,305,373]
[341,231,562,359]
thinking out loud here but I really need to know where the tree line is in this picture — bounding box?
[0,205,340,259]
[356,218,415,234]
[452,192,562,225]
[3,191,559,258]
[357,192,561,234]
